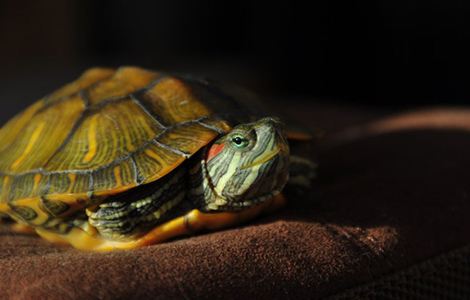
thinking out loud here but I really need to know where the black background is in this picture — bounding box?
[1,0,470,123]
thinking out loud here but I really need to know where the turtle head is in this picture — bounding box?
[202,117,290,211]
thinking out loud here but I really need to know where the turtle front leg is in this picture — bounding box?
[34,194,286,251]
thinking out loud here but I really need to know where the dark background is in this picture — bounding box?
[1,1,470,123]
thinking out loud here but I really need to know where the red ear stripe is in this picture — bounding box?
[207,143,225,161]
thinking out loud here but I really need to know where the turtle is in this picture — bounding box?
[0,66,315,251]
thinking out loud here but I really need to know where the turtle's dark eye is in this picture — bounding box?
[230,135,249,149]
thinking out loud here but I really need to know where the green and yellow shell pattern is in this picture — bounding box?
[0,67,301,251]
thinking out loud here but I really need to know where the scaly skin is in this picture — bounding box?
[35,194,286,251]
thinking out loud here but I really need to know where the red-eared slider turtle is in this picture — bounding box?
[0,67,314,251]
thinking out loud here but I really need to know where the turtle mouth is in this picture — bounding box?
[239,149,280,170]
[230,190,282,209]
[208,189,283,211]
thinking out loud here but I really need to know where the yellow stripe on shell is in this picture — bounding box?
[0,101,45,153]
[67,173,77,193]
[83,115,99,163]
[32,174,42,193]
[11,122,45,170]
[113,166,122,187]
[144,149,162,162]
[2,176,10,197]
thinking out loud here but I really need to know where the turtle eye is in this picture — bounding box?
[230,135,249,149]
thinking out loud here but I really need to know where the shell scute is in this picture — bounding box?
[87,67,159,105]
[0,67,230,212]
[139,77,212,125]
[0,96,85,173]
[44,99,163,172]
[132,142,186,184]
[46,67,115,103]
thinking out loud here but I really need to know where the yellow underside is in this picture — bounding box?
[34,194,286,251]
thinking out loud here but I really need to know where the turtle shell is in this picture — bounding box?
[0,67,237,223]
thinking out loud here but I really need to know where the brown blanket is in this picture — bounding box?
[1,104,469,299]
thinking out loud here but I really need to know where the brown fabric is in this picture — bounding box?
[329,244,470,299]
[1,105,470,299]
